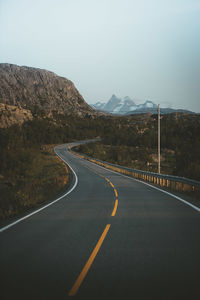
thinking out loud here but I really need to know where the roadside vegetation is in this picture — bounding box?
[0,115,108,220]
[0,143,69,220]
[0,111,199,220]
[73,113,200,181]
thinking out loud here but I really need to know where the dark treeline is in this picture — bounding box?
[1,113,200,181]
[0,114,109,174]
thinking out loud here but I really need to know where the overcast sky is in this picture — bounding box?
[1,0,200,112]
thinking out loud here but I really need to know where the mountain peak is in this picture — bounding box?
[92,94,137,114]
[109,94,121,102]
[91,95,193,115]
[123,96,133,102]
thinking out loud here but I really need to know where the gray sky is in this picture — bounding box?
[1,0,200,112]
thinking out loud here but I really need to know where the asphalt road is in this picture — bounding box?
[1,143,200,300]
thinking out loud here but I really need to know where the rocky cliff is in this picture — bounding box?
[0,63,95,117]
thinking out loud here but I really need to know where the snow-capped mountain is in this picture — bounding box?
[103,95,137,113]
[136,100,157,110]
[91,101,106,110]
[91,95,193,115]
[91,95,157,115]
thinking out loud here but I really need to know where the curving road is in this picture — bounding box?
[1,143,200,300]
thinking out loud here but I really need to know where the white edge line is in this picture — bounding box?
[83,158,200,213]
[0,148,78,233]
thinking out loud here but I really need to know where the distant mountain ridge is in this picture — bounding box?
[91,94,158,114]
[91,94,194,115]
[0,63,96,117]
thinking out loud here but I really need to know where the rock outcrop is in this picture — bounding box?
[0,63,95,116]
[0,103,33,128]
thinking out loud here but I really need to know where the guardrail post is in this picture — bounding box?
[167,179,170,188]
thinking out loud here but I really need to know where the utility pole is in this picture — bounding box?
[158,104,161,174]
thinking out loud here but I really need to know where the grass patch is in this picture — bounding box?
[0,145,69,220]
[73,142,176,175]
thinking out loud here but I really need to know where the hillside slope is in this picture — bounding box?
[0,103,33,128]
[0,63,95,117]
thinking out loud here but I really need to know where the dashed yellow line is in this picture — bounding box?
[109,182,114,188]
[68,224,111,296]
[111,199,118,217]
[67,160,119,295]
[114,189,118,198]
[81,163,119,216]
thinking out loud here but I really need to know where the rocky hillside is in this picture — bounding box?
[0,63,95,117]
[0,103,33,128]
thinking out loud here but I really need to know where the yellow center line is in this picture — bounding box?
[68,224,111,296]
[111,199,118,217]
[81,163,119,216]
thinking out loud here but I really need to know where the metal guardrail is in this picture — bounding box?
[72,151,200,197]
